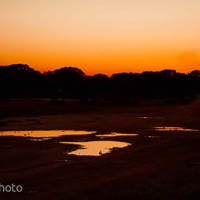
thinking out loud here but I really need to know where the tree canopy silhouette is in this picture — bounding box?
[0,64,199,102]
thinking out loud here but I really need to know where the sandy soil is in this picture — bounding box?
[0,98,200,199]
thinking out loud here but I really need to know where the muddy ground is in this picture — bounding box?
[0,98,200,200]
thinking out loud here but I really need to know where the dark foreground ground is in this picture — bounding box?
[0,98,200,200]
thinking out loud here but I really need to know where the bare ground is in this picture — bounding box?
[0,98,200,199]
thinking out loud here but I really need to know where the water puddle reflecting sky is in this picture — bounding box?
[0,130,96,137]
[154,127,199,132]
[96,132,138,137]
[60,141,131,156]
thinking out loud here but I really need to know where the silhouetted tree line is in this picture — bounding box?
[0,64,200,102]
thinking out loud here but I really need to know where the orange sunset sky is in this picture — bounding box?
[1,0,200,75]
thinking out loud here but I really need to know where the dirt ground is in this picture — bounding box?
[0,98,200,200]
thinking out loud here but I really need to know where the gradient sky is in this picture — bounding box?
[1,0,200,75]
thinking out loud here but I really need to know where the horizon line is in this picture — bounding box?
[1,63,199,76]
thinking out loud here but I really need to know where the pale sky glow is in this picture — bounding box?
[1,0,200,75]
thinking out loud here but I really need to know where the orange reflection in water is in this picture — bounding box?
[60,141,131,156]
[0,130,96,137]
[154,127,199,132]
[96,132,138,137]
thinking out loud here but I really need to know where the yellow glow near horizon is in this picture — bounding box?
[1,0,200,75]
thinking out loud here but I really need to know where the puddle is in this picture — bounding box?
[96,132,138,137]
[154,127,199,132]
[0,130,96,138]
[60,141,131,156]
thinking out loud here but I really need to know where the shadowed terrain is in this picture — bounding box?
[0,97,200,199]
